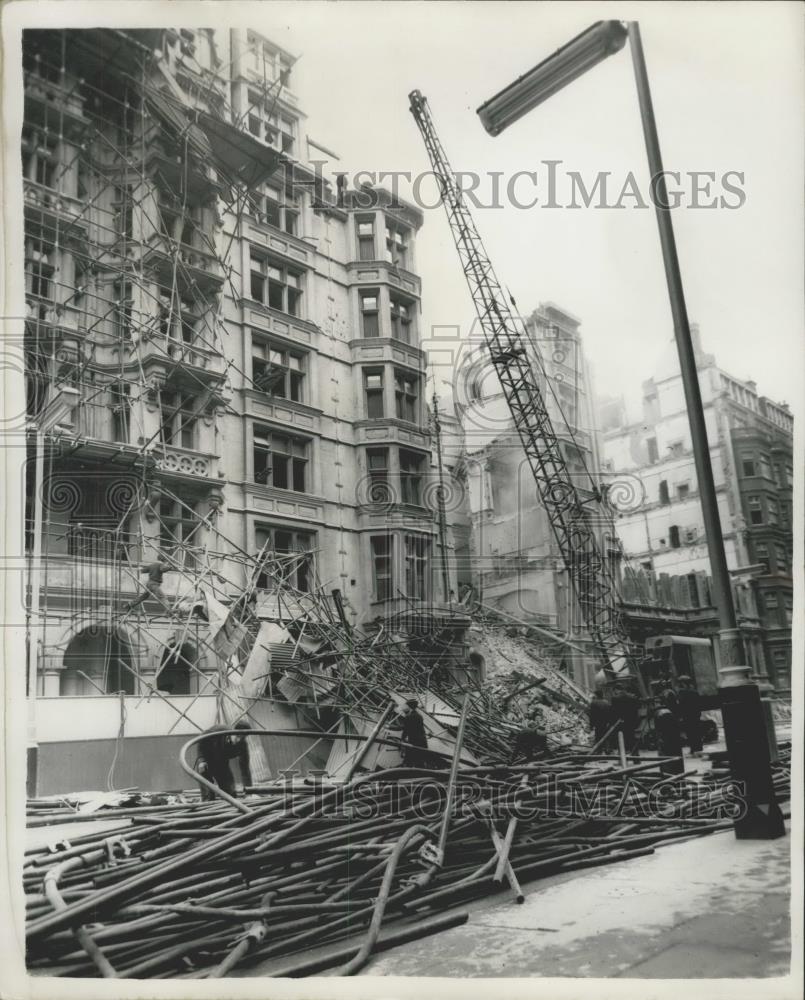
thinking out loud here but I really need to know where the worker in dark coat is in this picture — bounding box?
[654,707,685,776]
[659,679,680,715]
[195,722,252,799]
[588,693,613,749]
[610,682,641,755]
[398,699,431,768]
[126,559,173,613]
[677,675,703,755]
[512,726,549,762]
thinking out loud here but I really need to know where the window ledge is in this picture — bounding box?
[244,214,315,255]
[354,416,430,437]
[244,481,326,505]
[241,388,322,418]
[239,297,320,336]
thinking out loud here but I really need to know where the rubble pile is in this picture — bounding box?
[468,614,592,746]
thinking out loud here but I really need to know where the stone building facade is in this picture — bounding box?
[600,327,794,691]
[20,27,451,789]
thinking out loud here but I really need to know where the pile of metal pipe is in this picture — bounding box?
[24,739,751,979]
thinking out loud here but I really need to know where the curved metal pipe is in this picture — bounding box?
[44,854,117,978]
[337,824,433,976]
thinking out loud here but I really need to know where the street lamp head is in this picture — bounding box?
[476,20,628,136]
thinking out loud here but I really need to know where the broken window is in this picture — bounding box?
[748,495,763,525]
[364,370,384,418]
[676,482,690,500]
[252,341,306,401]
[394,371,418,423]
[255,525,314,592]
[755,541,770,573]
[404,534,429,600]
[253,426,308,492]
[360,291,380,338]
[371,534,393,601]
[742,457,756,477]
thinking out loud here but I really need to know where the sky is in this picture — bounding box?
[247,0,803,420]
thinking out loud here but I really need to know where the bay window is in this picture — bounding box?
[371,534,393,601]
[364,370,384,418]
[360,291,380,337]
[367,448,390,502]
[385,221,409,269]
[400,449,425,506]
[395,371,418,423]
[389,294,413,343]
[404,535,430,600]
[748,496,763,525]
[357,218,376,260]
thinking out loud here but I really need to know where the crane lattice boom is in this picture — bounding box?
[409,89,634,680]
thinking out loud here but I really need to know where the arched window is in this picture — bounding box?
[157,641,196,695]
[60,626,135,695]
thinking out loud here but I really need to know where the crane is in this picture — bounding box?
[408,89,636,685]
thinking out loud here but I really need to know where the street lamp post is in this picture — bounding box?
[477,20,784,839]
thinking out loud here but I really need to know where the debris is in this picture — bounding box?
[25,740,789,977]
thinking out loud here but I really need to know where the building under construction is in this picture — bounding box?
[22,27,464,794]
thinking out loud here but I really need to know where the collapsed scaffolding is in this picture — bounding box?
[22,28,340,744]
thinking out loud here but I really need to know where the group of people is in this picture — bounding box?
[653,673,704,756]
[588,681,642,753]
[587,674,704,768]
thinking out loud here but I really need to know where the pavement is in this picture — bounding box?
[358,825,793,980]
